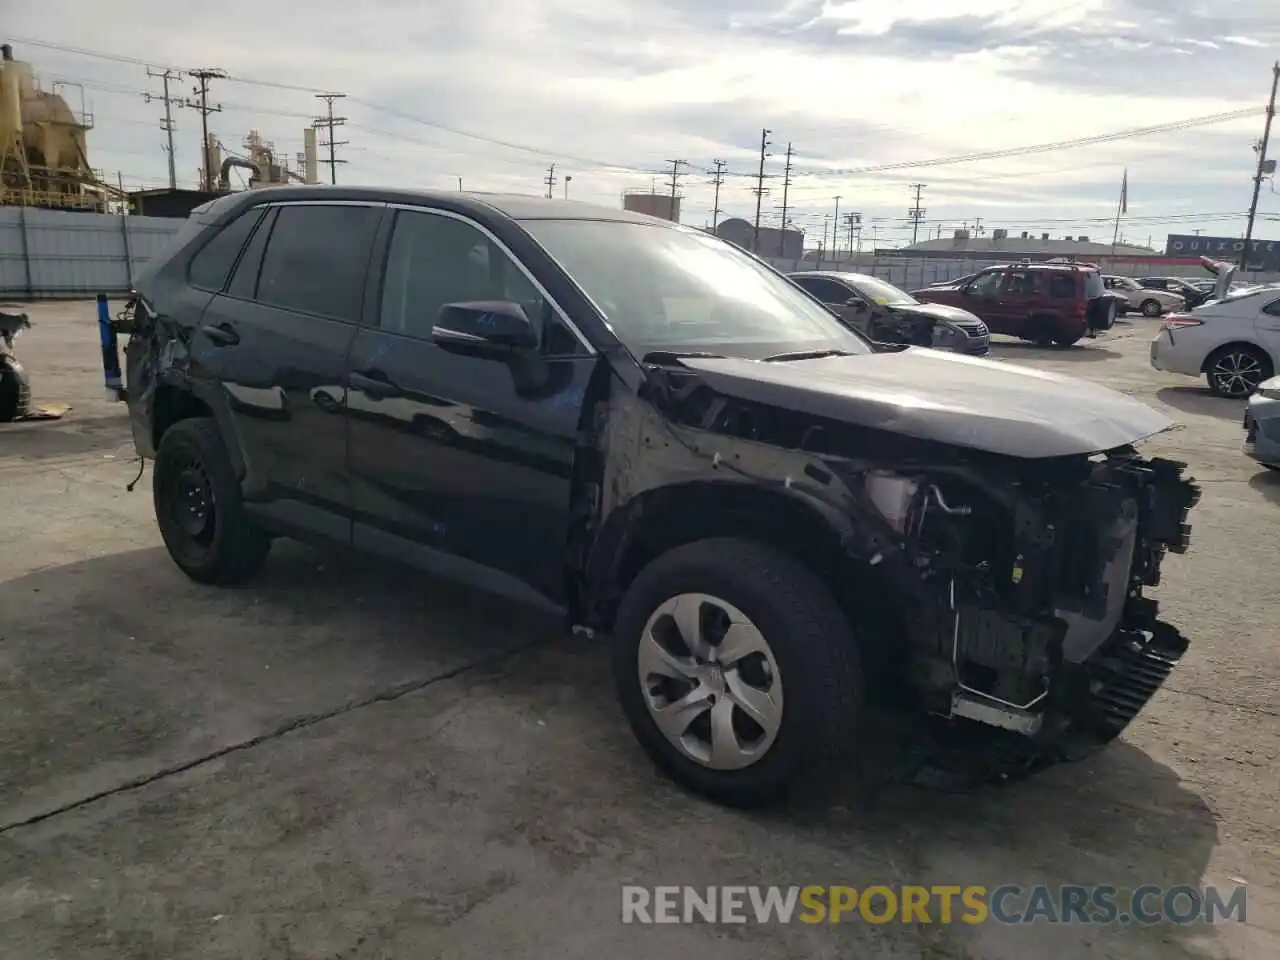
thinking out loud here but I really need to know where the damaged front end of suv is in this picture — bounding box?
[582,349,1200,782]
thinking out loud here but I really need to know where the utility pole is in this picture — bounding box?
[666,159,688,223]
[314,93,348,185]
[908,183,928,245]
[185,68,226,192]
[832,196,841,262]
[144,67,183,190]
[544,163,557,199]
[564,174,573,199]
[1243,61,1280,270]
[752,128,772,254]
[778,143,794,256]
[707,159,727,233]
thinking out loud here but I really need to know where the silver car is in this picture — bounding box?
[1244,376,1280,470]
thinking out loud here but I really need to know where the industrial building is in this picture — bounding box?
[716,218,804,259]
[903,228,1154,259]
[622,190,680,222]
[0,42,115,211]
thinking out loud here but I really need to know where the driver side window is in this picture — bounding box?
[379,210,583,355]
[969,270,1003,296]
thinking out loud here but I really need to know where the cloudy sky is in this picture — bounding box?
[7,0,1279,249]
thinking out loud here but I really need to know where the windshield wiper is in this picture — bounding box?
[641,350,727,365]
[761,349,854,362]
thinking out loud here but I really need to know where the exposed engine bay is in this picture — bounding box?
[594,354,1202,777]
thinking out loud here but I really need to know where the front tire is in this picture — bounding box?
[153,417,271,584]
[612,538,862,808]
[1204,345,1273,398]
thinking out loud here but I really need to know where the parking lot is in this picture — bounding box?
[1,300,1277,959]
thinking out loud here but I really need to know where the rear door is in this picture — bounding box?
[346,205,598,606]
[198,200,384,542]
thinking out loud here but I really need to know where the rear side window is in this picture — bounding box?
[188,208,266,292]
[255,204,382,322]
[1003,271,1041,296]
[794,277,851,303]
[1047,272,1077,299]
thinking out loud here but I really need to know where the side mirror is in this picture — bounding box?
[844,297,868,313]
[431,300,538,356]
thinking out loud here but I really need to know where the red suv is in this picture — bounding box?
[911,261,1112,347]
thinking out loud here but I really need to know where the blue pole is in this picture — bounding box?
[98,293,123,401]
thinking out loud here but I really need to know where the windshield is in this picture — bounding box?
[519,219,872,360]
[848,275,918,306]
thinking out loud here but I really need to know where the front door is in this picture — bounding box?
[346,206,598,607]
[960,268,1011,334]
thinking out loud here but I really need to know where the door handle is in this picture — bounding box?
[200,322,240,346]
[348,370,400,399]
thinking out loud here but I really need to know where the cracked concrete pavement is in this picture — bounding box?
[1,302,1277,959]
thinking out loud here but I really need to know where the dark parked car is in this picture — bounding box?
[788,270,990,355]
[120,186,1199,808]
[913,261,1114,346]
[1139,276,1210,309]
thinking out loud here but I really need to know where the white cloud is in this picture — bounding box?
[6,0,1278,244]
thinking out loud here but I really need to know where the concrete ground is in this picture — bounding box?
[1,302,1277,960]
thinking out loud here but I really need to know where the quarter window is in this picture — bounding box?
[188,207,265,292]
[1262,297,1280,317]
[255,204,381,322]
[379,210,580,354]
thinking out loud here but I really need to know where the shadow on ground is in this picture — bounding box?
[0,545,1222,959]
[0,412,134,462]
[988,340,1122,363]
[1250,467,1280,504]
[1156,386,1243,423]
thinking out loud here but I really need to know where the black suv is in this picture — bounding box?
[121,186,1199,807]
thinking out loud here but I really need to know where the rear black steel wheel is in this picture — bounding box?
[153,417,270,584]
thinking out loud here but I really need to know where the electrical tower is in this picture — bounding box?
[1243,61,1280,268]
[778,143,794,255]
[314,93,348,185]
[544,163,557,199]
[144,67,183,190]
[185,68,226,192]
[907,183,928,246]
[752,128,772,254]
[707,159,727,232]
[666,159,689,223]
[845,212,861,258]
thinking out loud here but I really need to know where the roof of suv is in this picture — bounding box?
[213,184,673,226]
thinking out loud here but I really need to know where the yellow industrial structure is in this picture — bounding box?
[0,43,120,210]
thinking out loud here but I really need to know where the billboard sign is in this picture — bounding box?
[1164,234,1280,271]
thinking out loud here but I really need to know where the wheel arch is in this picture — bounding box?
[151,382,246,479]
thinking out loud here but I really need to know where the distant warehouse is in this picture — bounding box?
[901,229,1155,260]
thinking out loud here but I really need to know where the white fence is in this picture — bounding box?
[0,207,184,299]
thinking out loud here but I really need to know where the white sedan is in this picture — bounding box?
[1102,275,1185,317]
[1149,285,1280,397]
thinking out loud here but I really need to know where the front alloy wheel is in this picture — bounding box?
[1208,348,1269,398]
[638,593,783,770]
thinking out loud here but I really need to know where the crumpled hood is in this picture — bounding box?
[679,349,1174,459]
[888,302,983,326]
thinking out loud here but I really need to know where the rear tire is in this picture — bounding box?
[1053,332,1083,347]
[0,356,31,423]
[1204,345,1273,398]
[1140,298,1163,317]
[612,537,862,808]
[153,417,271,584]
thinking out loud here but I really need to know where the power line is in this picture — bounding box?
[707,159,727,231]
[314,93,349,185]
[184,68,226,191]
[907,183,927,245]
[143,67,183,189]
[752,128,772,254]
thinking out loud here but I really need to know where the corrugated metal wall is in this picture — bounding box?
[0,207,184,298]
